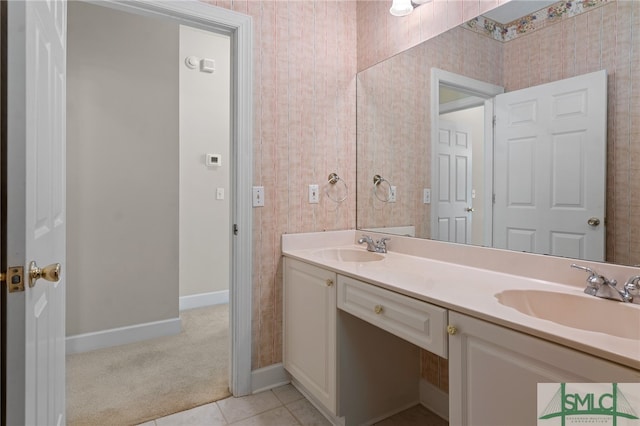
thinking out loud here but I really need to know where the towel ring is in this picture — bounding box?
[325,173,348,203]
[373,174,392,202]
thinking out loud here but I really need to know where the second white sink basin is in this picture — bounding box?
[312,248,384,263]
[495,289,640,340]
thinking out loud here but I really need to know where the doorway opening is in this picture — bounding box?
[64,1,252,424]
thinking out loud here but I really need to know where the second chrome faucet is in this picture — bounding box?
[571,264,640,304]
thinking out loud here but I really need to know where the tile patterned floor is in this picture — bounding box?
[140,384,447,426]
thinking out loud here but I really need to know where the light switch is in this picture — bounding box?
[216,188,224,200]
[252,186,264,207]
[423,188,431,204]
[309,184,319,204]
[389,186,397,203]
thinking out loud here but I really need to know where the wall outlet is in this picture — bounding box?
[423,188,431,204]
[389,186,397,203]
[309,184,319,204]
[252,186,264,207]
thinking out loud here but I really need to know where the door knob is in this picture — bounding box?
[465,207,475,212]
[29,261,61,288]
[587,217,601,227]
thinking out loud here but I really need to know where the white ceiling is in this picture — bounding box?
[482,0,558,24]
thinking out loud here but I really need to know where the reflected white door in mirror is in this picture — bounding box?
[493,70,607,262]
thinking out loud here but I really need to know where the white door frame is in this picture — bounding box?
[430,68,503,246]
[6,2,253,422]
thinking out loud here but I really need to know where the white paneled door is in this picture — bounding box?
[435,120,473,244]
[6,1,67,425]
[493,70,606,261]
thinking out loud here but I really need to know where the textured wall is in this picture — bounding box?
[204,0,513,371]
[203,0,640,372]
[356,0,510,72]
[203,0,357,369]
[503,0,640,266]
[357,26,503,239]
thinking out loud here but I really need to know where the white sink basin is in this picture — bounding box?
[495,289,640,340]
[312,248,384,263]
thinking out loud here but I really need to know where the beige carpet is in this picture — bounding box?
[66,304,231,426]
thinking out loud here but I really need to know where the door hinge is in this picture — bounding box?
[492,115,496,127]
[492,193,496,204]
[233,224,239,236]
[1,266,25,293]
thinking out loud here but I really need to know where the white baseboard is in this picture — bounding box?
[251,363,290,394]
[66,317,182,354]
[180,289,229,311]
[419,378,449,421]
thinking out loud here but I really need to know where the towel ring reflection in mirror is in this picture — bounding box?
[325,173,348,203]
[373,174,393,202]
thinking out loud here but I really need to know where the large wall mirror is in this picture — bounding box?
[356,0,639,266]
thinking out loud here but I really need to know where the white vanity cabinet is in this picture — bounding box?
[284,258,433,424]
[448,311,640,426]
[283,257,337,414]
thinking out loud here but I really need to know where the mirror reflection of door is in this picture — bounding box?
[433,77,496,247]
[493,70,607,262]
[435,119,473,244]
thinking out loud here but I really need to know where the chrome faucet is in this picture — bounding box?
[357,235,390,253]
[571,264,640,304]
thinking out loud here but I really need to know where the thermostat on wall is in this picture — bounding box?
[206,154,222,167]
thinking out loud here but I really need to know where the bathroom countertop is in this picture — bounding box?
[282,231,640,370]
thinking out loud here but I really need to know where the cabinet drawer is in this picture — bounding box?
[337,275,448,358]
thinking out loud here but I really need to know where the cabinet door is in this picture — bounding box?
[283,258,337,413]
[449,312,640,426]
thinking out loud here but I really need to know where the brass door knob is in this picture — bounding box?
[29,261,61,288]
[326,279,334,287]
[587,217,601,227]
[447,325,457,335]
[374,304,383,314]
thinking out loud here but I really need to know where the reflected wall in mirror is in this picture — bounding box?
[356,0,639,266]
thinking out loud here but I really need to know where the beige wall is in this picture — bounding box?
[502,0,639,266]
[179,26,231,297]
[67,2,179,335]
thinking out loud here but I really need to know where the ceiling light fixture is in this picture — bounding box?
[389,0,413,17]
[390,0,432,17]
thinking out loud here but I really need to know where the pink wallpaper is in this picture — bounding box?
[357,26,503,238]
[203,0,357,369]
[201,0,638,372]
[356,0,509,72]
[503,0,639,266]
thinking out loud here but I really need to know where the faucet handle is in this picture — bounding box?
[624,276,640,296]
[379,237,391,244]
[571,264,605,295]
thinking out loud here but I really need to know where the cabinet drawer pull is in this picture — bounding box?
[374,304,384,314]
[447,325,457,335]
[326,279,334,287]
